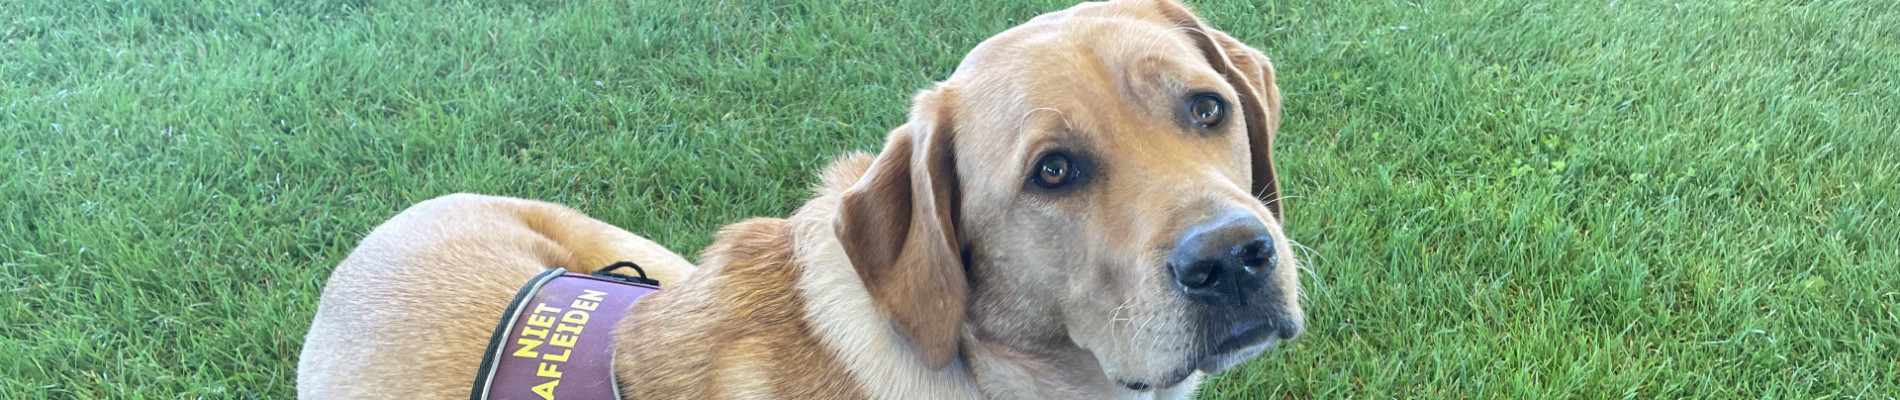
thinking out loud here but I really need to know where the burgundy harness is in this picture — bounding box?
[470,263,660,400]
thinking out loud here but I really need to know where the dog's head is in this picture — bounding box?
[834,0,1301,391]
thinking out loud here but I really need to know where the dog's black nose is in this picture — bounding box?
[1167,210,1274,304]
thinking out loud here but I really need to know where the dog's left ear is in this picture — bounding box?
[834,87,967,369]
[1152,0,1287,221]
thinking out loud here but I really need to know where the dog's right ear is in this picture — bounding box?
[833,88,967,369]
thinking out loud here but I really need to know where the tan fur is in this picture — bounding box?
[296,194,694,398]
[298,1,1300,399]
[835,88,969,368]
[614,218,865,398]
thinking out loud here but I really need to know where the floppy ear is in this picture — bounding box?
[833,88,967,369]
[1152,0,1287,221]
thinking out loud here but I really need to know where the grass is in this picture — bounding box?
[2,0,1896,397]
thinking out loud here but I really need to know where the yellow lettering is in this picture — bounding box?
[520,326,549,339]
[541,348,571,362]
[537,362,562,378]
[579,289,607,302]
[512,338,543,358]
[533,302,562,315]
[527,313,556,328]
[554,322,583,335]
[570,298,599,312]
[561,310,590,325]
[550,332,579,348]
[531,379,558,400]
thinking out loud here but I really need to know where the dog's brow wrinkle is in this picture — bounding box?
[1021,107,1073,134]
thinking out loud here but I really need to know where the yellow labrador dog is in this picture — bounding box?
[297,0,1301,398]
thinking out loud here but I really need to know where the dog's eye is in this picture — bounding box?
[1034,153,1074,188]
[1189,93,1226,128]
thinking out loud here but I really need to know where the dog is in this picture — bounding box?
[296,0,1300,398]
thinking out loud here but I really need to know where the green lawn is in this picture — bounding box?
[4,0,1896,397]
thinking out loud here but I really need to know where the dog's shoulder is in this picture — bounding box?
[616,214,869,398]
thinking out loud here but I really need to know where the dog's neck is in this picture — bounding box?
[778,184,986,399]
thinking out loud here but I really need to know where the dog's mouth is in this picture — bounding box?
[1117,320,1296,392]
[1202,316,1301,371]
[1196,338,1278,374]
[1117,366,1198,392]
[1200,318,1297,369]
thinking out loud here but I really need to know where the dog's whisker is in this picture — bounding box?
[1285,238,1323,300]
[1262,194,1305,209]
[1110,297,1137,324]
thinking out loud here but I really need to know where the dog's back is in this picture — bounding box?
[297,194,693,398]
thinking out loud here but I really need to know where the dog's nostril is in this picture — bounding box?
[1238,240,1271,272]
[1169,210,1274,298]
[1178,261,1222,289]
